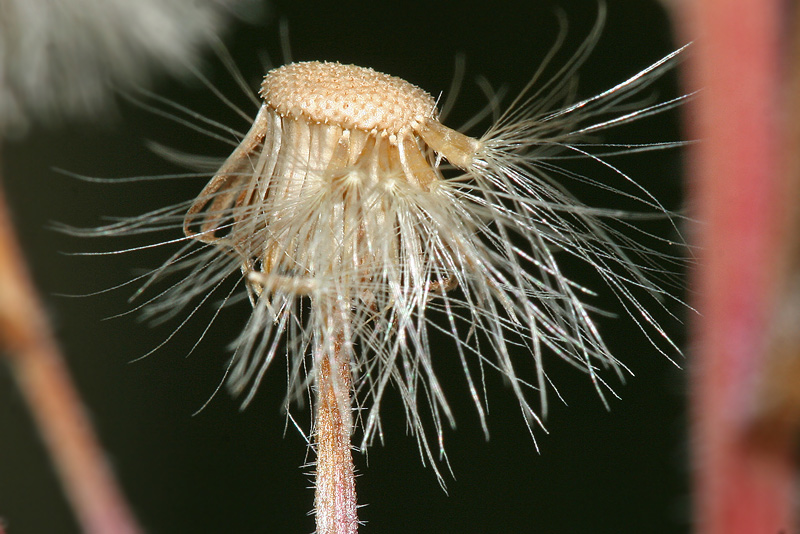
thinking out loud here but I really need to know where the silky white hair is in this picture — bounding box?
[0,0,258,137]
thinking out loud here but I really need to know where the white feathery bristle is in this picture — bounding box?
[0,0,250,137]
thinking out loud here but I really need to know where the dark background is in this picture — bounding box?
[1,0,688,532]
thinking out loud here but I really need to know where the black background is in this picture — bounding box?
[1,0,688,532]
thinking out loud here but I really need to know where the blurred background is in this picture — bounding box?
[0,0,688,532]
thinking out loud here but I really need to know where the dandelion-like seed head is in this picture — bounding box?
[85,23,686,483]
[184,61,492,457]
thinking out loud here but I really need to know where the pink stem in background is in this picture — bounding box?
[675,0,798,532]
[0,170,143,534]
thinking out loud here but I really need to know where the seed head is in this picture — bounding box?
[79,28,687,480]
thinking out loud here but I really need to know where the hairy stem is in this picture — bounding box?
[0,165,142,534]
[313,305,358,534]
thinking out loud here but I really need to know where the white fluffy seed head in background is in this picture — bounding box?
[0,0,257,137]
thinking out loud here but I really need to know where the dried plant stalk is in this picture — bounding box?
[0,174,142,534]
[675,0,798,531]
[313,305,357,534]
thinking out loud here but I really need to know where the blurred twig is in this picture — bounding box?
[0,156,143,534]
[673,0,798,532]
[748,0,800,455]
[0,2,248,529]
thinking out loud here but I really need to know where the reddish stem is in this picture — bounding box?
[0,172,143,534]
[676,0,798,532]
[314,313,358,534]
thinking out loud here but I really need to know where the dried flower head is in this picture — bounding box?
[70,11,687,523]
